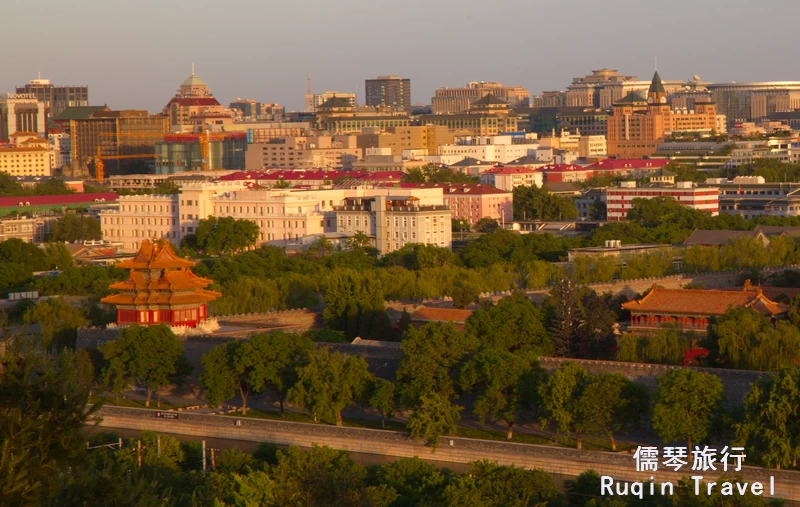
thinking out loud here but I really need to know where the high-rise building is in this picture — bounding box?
[365,76,411,111]
[706,82,800,128]
[16,78,88,119]
[431,82,530,114]
[0,93,46,140]
[69,110,169,176]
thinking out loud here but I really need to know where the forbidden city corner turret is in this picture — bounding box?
[101,239,221,328]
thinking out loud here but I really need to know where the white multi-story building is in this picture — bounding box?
[480,167,543,191]
[335,195,452,253]
[48,133,70,169]
[435,135,540,166]
[101,182,448,253]
[606,181,719,221]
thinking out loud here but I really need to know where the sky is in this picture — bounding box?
[3,0,800,113]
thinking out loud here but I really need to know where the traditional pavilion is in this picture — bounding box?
[101,239,221,327]
[622,281,789,334]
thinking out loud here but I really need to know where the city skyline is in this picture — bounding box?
[3,0,800,112]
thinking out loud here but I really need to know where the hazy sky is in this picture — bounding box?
[3,0,799,113]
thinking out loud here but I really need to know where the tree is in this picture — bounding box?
[0,343,99,505]
[464,290,552,354]
[452,218,471,233]
[32,178,74,195]
[367,378,396,428]
[373,457,450,507]
[550,279,579,357]
[736,366,800,469]
[709,306,800,371]
[406,392,463,449]
[539,362,590,448]
[513,184,578,221]
[99,324,192,407]
[323,270,392,340]
[396,322,476,406]
[473,217,499,233]
[247,331,314,415]
[43,242,75,270]
[271,445,395,507]
[23,297,85,350]
[450,279,481,309]
[652,369,724,450]
[576,374,650,451]
[154,180,180,194]
[188,216,259,255]
[199,341,253,414]
[460,349,543,439]
[289,347,371,426]
[117,430,184,470]
[47,213,102,242]
[443,460,562,507]
[589,199,606,220]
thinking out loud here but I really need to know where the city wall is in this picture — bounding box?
[93,405,800,502]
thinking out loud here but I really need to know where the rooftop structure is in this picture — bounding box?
[623,282,788,334]
[101,239,221,328]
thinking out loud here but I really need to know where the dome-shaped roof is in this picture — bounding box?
[181,73,207,87]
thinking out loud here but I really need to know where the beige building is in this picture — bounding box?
[566,69,701,109]
[162,67,232,132]
[335,194,452,254]
[432,82,529,114]
[357,125,455,156]
[0,133,53,176]
[245,135,362,170]
[101,183,447,253]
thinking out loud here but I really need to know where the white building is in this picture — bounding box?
[480,167,543,191]
[48,133,70,169]
[435,135,540,166]
[101,182,448,253]
[335,195,452,254]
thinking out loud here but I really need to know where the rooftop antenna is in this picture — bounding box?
[654,57,658,72]
[306,74,311,94]
[192,62,195,76]
[38,71,41,80]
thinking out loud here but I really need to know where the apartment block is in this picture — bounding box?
[606,181,719,221]
[245,135,362,170]
[432,82,529,114]
[101,184,447,253]
[365,76,411,111]
[335,195,452,254]
[480,167,543,191]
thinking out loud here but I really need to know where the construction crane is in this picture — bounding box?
[92,146,160,182]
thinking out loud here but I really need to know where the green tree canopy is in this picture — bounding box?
[460,349,544,439]
[23,297,86,350]
[289,347,372,426]
[651,369,724,449]
[47,213,102,242]
[99,324,192,407]
[185,216,259,255]
[0,343,99,505]
[246,331,314,415]
[396,322,476,406]
[322,270,392,340]
[708,307,800,370]
[736,366,800,469]
[442,460,562,507]
[464,290,552,355]
[513,184,578,221]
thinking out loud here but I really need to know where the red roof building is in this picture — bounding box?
[479,166,543,191]
[413,183,512,226]
[539,164,593,183]
[101,239,221,328]
[622,282,788,334]
[411,306,473,331]
[589,158,669,175]
[216,170,405,187]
